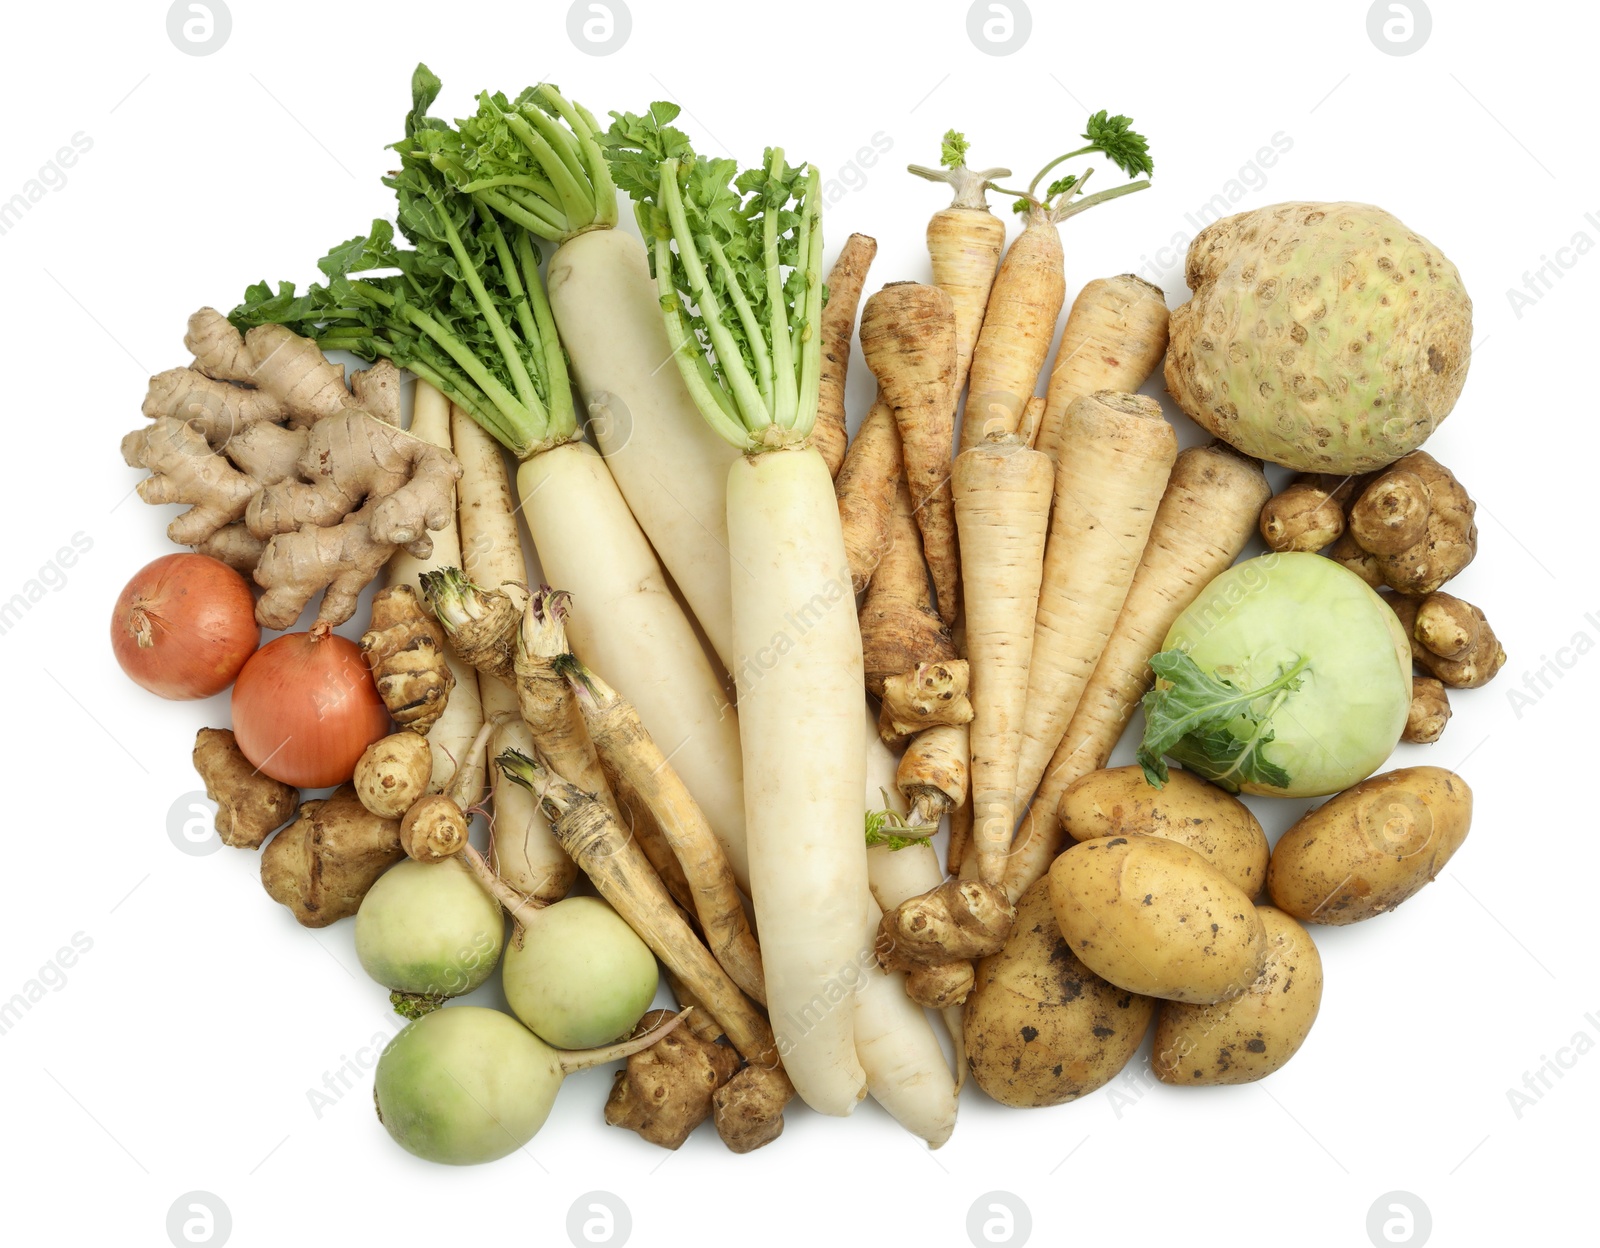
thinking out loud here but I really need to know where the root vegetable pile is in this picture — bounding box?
[113,65,1504,1169]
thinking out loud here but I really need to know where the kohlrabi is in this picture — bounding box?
[1137,552,1411,797]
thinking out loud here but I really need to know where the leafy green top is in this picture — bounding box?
[907,129,1010,211]
[940,129,971,169]
[1081,111,1155,180]
[408,65,616,242]
[1136,649,1309,793]
[864,807,936,851]
[604,103,824,452]
[231,65,576,457]
[996,109,1154,221]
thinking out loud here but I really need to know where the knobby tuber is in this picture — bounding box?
[192,728,298,848]
[1405,676,1452,744]
[260,784,404,927]
[360,585,454,733]
[879,660,974,742]
[354,732,434,819]
[1258,473,1366,553]
[877,879,1015,972]
[604,1009,740,1150]
[1390,591,1506,688]
[1343,452,1477,594]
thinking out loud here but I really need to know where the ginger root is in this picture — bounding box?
[192,728,299,849]
[1258,473,1366,553]
[876,879,1015,972]
[124,311,461,629]
[1342,451,1477,594]
[1390,591,1506,688]
[261,784,404,927]
[1405,676,1452,744]
[878,661,974,743]
[361,586,454,733]
[604,1009,740,1150]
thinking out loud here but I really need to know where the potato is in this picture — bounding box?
[1267,766,1471,925]
[1152,906,1323,1085]
[1058,765,1269,898]
[964,880,1155,1107]
[1048,835,1267,1004]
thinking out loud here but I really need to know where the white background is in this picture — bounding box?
[1,1,1595,1245]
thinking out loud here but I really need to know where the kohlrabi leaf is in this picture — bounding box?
[1136,649,1308,790]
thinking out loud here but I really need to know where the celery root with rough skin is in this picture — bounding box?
[860,282,962,626]
[608,113,869,1116]
[1034,275,1170,465]
[561,656,765,1005]
[1005,442,1270,900]
[815,234,879,478]
[836,396,903,594]
[953,434,1054,887]
[1013,391,1177,813]
[909,130,1010,397]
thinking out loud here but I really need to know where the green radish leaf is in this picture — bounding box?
[1136,649,1307,790]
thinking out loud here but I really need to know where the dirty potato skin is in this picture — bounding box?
[1048,835,1267,1004]
[1267,766,1471,924]
[1152,906,1323,1085]
[965,880,1155,1107]
[1059,766,1269,898]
